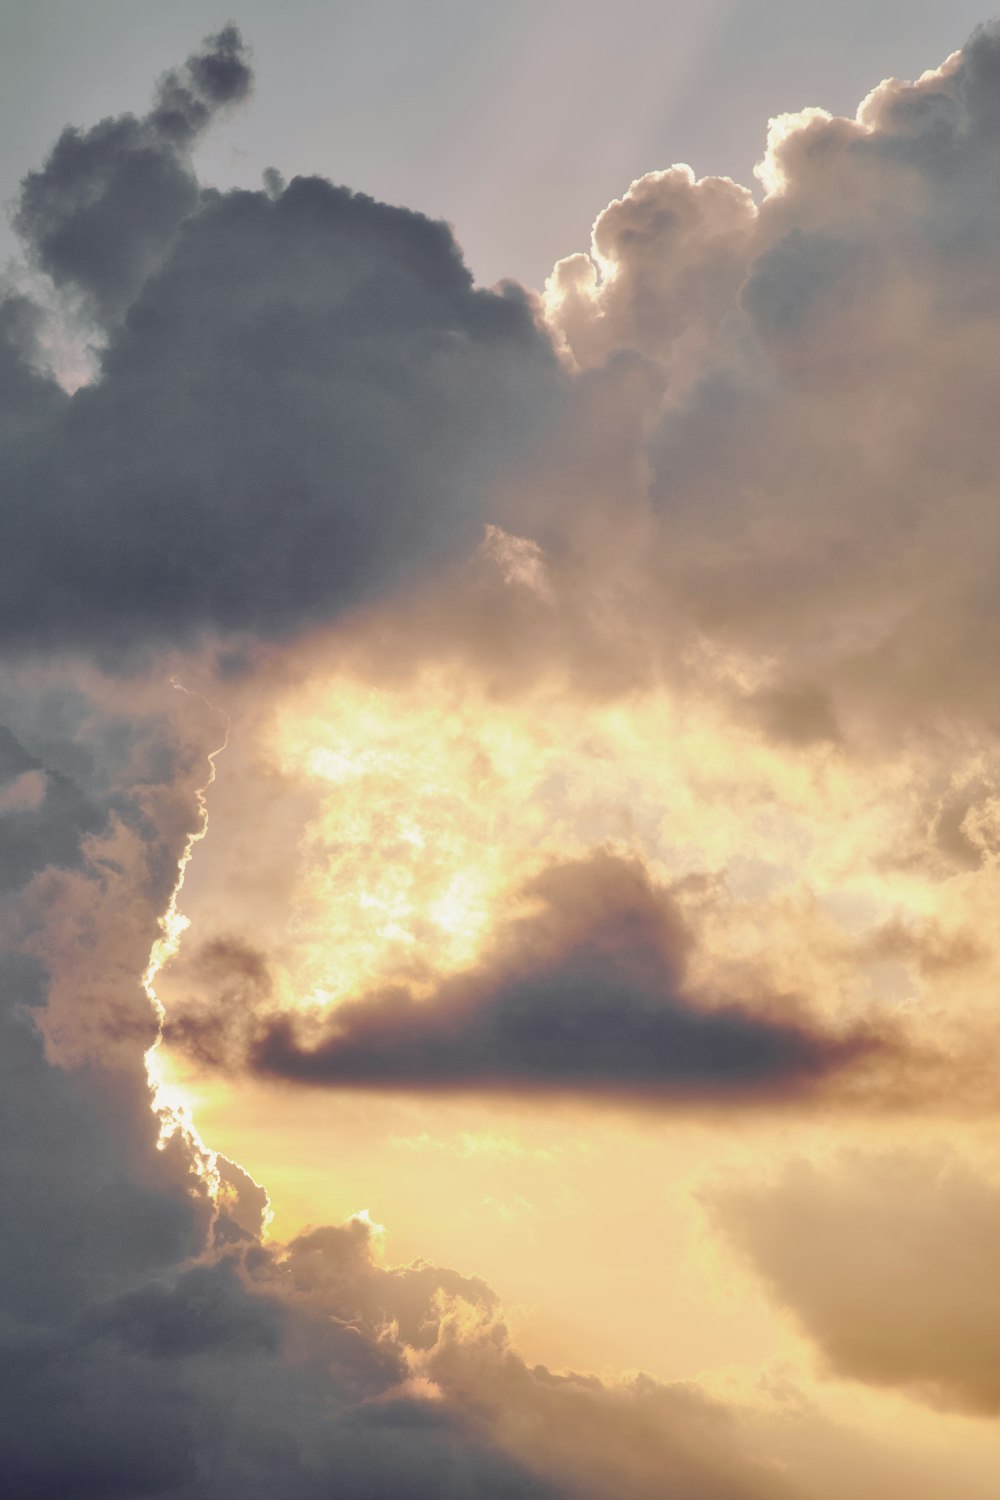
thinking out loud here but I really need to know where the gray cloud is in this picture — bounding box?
[0,681,547,1499]
[505,18,1000,751]
[0,691,218,1331]
[0,723,107,889]
[707,1149,1000,1415]
[0,28,558,658]
[0,671,827,1500]
[7,18,1000,1498]
[14,26,251,328]
[241,852,888,1103]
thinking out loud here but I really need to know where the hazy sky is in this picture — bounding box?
[1,1,993,286]
[6,10,1000,1500]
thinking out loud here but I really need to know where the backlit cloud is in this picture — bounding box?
[5,17,1000,1499]
[238,851,893,1104]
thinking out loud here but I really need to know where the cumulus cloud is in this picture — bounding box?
[0,30,556,655]
[0,672,546,1498]
[8,16,1000,751]
[0,661,948,1496]
[15,26,252,329]
[0,681,818,1499]
[6,17,1000,744]
[501,21,1000,746]
[234,851,891,1104]
[707,1149,1000,1416]
[8,16,1000,1499]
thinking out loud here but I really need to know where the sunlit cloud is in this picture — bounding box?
[6,18,1000,1499]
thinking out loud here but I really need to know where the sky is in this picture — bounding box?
[4,6,1000,1498]
[0,0,993,288]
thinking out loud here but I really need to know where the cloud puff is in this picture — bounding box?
[6,1193,839,1500]
[0,29,557,656]
[510,21,1000,747]
[15,26,252,329]
[707,1149,1000,1415]
[215,851,890,1104]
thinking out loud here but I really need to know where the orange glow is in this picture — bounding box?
[202,655,982,1048]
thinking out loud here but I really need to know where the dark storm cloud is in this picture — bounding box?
[0,723,107,889]
[247,852,886,1103]
[0,28,558,656]
[81,1256,283,1360]
[0,957,192,1327]
[14,26,251,327]
[0,1235,563,1500]
[0,29,808,1497]
[0,700,217,1329]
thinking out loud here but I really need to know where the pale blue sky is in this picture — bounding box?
[1,0,994,288]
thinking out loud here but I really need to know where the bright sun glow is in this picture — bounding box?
[196,657,986,1061]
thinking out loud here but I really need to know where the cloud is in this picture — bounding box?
[237,851,890,1104]
[15,26,252,329]
[0,663,832,1499]
[544,163,755,373]
[8,17,1000,1500]
[0,670,546,1498]
[7,1192,845,1500]
[7,15,1000,756]
[508,20,1000,745]
[0,1228,556,1500]
[0,28,557,656]
[707,1148,1000,1415]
